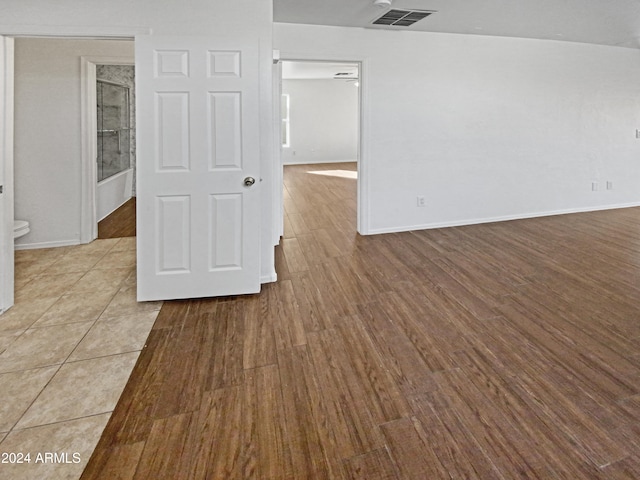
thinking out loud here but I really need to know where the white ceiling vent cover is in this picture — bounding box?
[372,9,435,27]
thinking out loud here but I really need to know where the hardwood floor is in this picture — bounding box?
[83,162,640,479]
[98,197,136,239]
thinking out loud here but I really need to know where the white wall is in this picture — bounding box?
[2,0,275,281]
[282,79,358,164]
[275,23,640,234]
[14,38,134,248]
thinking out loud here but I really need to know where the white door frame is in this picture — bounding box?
[0,36,15,313]
[272,55,284,240]
[276,54,370,235]
[0,25,148,313]
[80,55,135,243]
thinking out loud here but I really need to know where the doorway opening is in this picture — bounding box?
[276,60,362,274]
[95,64,136,224]
[0,32,150,477]
[0,34,139,313]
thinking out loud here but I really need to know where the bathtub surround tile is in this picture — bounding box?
[16,353,139,429]
[0,297,59,332]
[0,413,111,480]
[33,291,116,328]
[68,312,157,361]
[97,64,137,196]
[0,321,94,373]
[0,366,59,432]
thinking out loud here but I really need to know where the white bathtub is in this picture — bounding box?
[97,168,133,221]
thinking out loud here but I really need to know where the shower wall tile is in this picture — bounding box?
[96,65,136,195]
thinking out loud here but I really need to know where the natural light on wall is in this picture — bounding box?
[281,93,290,147]
[308,170,358,179]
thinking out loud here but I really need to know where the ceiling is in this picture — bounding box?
[273,0,640,49]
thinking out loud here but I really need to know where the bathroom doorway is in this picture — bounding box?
[81,53,135,243]
[0,36,136,313]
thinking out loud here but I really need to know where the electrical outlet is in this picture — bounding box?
[592,182,598,192]
[417,196,426,207]
[636,129,640,139]
[607,181,613,190]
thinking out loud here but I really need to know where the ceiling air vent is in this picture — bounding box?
[372,9,435,27]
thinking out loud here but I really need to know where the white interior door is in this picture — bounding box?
[0,35,14,313]
[136,35,261,301]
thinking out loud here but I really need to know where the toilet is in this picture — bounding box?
[14,220,30,239]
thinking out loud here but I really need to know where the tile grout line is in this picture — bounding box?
[0,363,66,438]
[0,240,122,441]
[0,237,145,458]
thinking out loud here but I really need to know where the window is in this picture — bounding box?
[281,93,290,148]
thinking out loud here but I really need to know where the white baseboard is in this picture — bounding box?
[15,239,81,251]
[366,202,640,235]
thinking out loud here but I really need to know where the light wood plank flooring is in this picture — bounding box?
[83,162,640,479]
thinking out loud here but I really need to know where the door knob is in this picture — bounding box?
[244,177,256,187]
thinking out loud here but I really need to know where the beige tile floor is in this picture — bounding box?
[0,238,161,480]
